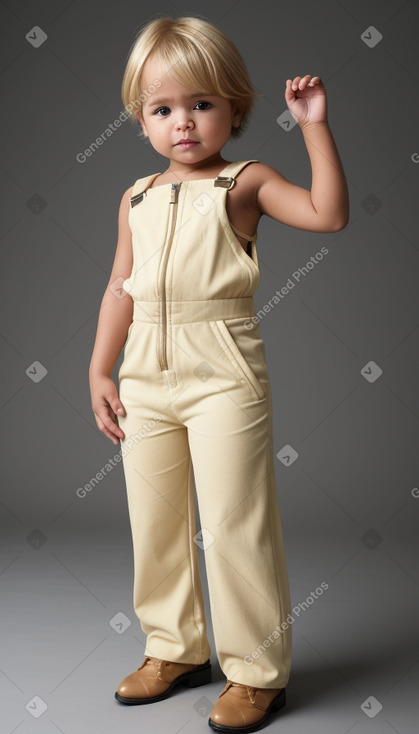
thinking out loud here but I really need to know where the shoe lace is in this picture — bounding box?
[228,680,257,704]
[145,656,170,680]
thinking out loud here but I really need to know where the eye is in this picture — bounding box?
[153,101,212,116]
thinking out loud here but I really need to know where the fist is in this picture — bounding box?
[284,75,327,127]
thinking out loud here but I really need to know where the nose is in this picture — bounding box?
[175,111,195,131]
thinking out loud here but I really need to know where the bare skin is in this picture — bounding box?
[89,64,349,444]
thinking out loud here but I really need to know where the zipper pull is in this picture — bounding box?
[170,182,181,204]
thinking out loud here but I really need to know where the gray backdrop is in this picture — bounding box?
[1,0,418,732]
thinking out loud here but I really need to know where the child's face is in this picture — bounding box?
[136,54,243,166]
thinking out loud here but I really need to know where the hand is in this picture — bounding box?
[90,374,126,444]
[285,75,327,128]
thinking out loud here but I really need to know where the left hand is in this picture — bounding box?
[285,75,327,128]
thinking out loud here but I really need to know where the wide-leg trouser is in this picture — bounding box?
[117,298,292,688]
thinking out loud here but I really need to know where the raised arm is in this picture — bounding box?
[252,75,349,233]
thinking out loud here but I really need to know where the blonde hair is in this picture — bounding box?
[121,15,261,139]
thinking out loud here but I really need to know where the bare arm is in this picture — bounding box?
[89,186,134,443]
[253,75,349,233]
[301,120,349,230]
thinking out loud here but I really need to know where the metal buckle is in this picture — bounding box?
[130,191,146,207]
[214,176,236,190]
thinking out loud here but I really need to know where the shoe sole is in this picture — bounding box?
[114,660,212,705]
[208,687,286,733]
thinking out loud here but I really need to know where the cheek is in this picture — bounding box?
[214,111,232,128]
[205,115,225,133]
[149,123,166,139]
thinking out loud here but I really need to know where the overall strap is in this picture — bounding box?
[130,160,259,207]
[213,159,259,190]
[130,172,161,207]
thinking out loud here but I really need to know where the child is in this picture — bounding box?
[89,15,349,733]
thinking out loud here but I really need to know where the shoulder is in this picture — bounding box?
[123,184,135,198]
[237,162,286,214]
[120,171,159,205]
[118,185,135,211]
[242,161,286,188]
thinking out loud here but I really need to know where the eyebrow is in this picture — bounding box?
[144,92,216,108]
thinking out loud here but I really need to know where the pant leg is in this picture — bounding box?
[177,318,292,689]
[117,323,211,665]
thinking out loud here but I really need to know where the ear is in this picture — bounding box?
[136,111,148,138]
[230,99,245,129]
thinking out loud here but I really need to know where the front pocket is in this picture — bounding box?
[208,319,266,401]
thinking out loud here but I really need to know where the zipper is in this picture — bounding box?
[158,181,181,371]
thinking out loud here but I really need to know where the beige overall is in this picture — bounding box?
[117,159,292,688]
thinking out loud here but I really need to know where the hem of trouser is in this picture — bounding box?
[143,649,211,666]
[220,656,290,689]
[227,677,290,690]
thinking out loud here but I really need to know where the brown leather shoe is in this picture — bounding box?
[208,680,286,732]
[114,655,211,704]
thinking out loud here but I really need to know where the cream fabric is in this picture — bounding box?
[117,160,292,688]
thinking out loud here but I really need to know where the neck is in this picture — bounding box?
[166,153,227,179]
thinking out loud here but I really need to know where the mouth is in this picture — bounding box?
[175,140,199,147]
